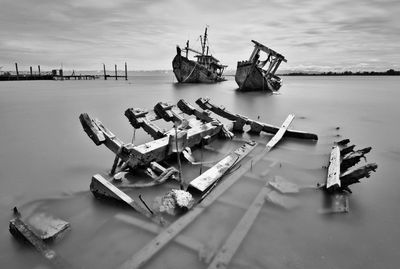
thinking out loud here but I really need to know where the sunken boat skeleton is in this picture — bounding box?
[235,40,287,92]
[9,97,379,268]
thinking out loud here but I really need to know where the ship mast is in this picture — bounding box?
[201,27,208,56]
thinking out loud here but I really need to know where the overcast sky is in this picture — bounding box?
[1,0,399,72]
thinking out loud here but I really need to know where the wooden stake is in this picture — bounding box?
[15,63,19,80]
[125,62,128,80]
[38,65,41,76]
[103,64,107,80]
[30,66,33,77]
[115,64,118,80]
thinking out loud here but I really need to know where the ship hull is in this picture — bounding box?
[235,61,282,92]
[172,54,226,83]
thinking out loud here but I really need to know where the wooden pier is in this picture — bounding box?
[1,62,128,81]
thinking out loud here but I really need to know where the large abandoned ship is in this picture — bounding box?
[172,27,227,83]
[235,40,287,92]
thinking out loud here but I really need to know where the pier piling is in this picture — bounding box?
[15,63,19,80]
[125,62,128,80]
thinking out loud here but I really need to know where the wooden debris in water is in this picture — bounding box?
[196,97,318,140]
[188,141,257,193]
[268,176,300,194]
[9,213,73,268]
[26,212,70,242]
[90,174,167,226]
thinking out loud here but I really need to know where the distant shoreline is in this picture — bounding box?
[279,69,400,76]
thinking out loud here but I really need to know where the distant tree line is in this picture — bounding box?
[283,69,400,76]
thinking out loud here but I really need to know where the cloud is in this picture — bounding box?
[0,0,399,71]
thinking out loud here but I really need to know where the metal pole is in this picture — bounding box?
[38,65,41,76]
[115,64,117,80]
[30,66,33,77]
[103,64,107,80]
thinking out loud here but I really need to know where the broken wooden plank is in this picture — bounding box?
[26,213,70,242]
[207,185,270,269]
[189,141,257,192]
[9,218,73,268]
[115,213,215,262]
[265,114,294,151]
[79,113,223,170]
[125,108,166,139]
[90,174,167,226]
[326,146,341,190]
[196,97,317,140]
[177,99,233,138]
[153,102,184,123]
[268,176,300,194]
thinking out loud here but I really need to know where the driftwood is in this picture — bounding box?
[195,97,318,140]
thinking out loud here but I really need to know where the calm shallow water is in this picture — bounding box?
[0,75,399,268]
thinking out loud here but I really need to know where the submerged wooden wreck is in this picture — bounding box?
[322,139,377,213]
[172,27,227,83]
[9,97,380,268]
[236,40,287,92]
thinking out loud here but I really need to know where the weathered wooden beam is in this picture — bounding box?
[125,108,165,139]
[9,218,73,268]
[265,114,294,151]
[115,214,214,262]
[196,98,318,140]
[177,99,233,138]
[326,146,341,191]
[340,163,378,188]
[153,102,184,123]
[207,184,269,269]
[189,141,257,192]
[251,40,287,62]
[90,174,167,226]
[79,113,223,170]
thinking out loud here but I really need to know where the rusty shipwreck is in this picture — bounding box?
[172,27,227,83]
[236,40,287,92]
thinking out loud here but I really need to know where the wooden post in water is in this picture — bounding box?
[38,65,41,76]
[15,63,19,80]
[125,62,128,80]
[115,64,118,80]
[103,64,107,80]
[30,66,33,77]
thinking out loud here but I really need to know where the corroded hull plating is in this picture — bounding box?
[172,54,226,83]
[235,61,282,92]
